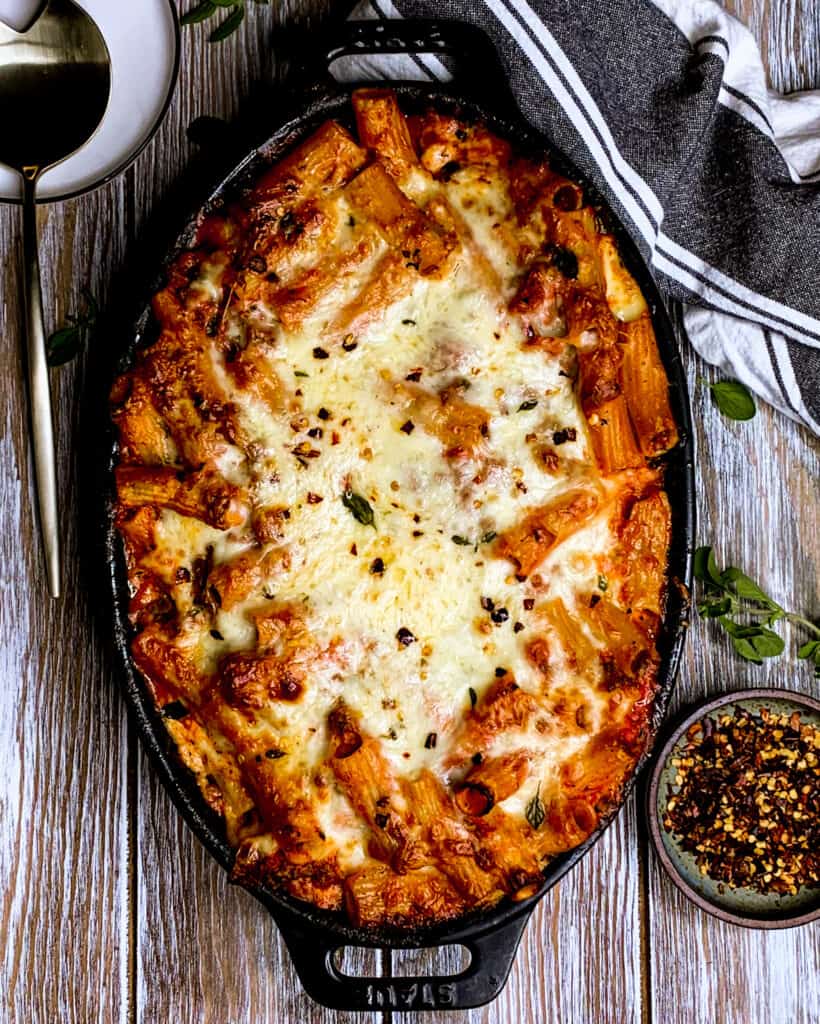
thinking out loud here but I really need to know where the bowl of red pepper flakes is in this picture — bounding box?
[647,688,820,928]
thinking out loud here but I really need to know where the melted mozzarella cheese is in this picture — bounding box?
[130,131,662,886]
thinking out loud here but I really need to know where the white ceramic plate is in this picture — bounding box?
[0,0,179,202]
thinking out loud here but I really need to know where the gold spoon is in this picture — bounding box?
[0,0,110,598]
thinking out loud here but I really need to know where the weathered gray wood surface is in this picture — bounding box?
[0,1,816,1022]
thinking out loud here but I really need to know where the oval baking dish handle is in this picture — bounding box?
[316,17,514,110]
[275,910,531,1012]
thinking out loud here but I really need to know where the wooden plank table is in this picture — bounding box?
[0,1,817,1021]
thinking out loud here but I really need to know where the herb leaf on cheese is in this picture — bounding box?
[341,489,376,529]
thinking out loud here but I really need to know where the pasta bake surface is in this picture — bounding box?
[111,89,679,928]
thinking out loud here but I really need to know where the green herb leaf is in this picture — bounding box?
[46,289,98,366]
[731,636,764,663]
[525,785,545,830]
[717,618,762,639]
[468,687,477,708]
[480,531,497,544]
[451,535,471,546]
[720,567,777,607]
[748,628,785,658]
[693,545,723,589]
[597,574,608,592]
[209,3,244,40]
[706,379,756,421]
[697,597,732,619]
[517,399,538,412]
[180,0,217,24]
[797,640,820,660]
[46,325,83,366]
[294,370,308,378]
[341,489,375,528]
[797,640,820,678]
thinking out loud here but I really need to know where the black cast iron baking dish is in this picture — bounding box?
[100,17,695,1012]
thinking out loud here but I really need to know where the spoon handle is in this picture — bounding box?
[22,174,60,599]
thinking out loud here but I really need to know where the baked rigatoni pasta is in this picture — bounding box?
[111,89,679,929]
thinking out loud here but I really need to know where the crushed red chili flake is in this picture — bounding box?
[662,706,820,896]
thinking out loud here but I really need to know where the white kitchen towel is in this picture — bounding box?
[346,0,820,433]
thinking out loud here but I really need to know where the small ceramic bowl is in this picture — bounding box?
[647,687,820,929]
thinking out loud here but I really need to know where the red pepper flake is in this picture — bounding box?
[369,557,385,575]
[350,543,358,555]
[405,369,423,382]
[306,492,323,504]
[331,431,341,445]
[424,732,437,749]
[523,598,535,611]
[396,627,416,647]
[663,706,820,895]
[318,407,331,420]
[513,621,525,633]
[400,420,415,434]
[313,346,329,359]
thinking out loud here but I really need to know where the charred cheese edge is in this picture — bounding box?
[112,91,678,929]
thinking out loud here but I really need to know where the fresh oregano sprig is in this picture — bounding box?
[180,0,268,42]
[694,545,820,676]
[46,287,98,366]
